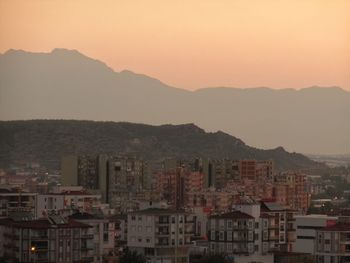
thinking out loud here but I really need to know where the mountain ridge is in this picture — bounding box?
[2,48,348,92]
[0,119,323,172]
[1,48,349,154]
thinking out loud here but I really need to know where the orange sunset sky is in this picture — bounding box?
[0,0,349,91]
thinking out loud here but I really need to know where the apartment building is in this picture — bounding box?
[156,167,205,209]
[294,214,338,255]
[0,215,94,263]
[239,160,274,182]
[260,201,296,252]
[36,190,102,217]
[127,208,195,263]
[61,155,109,201]
[155,168,185,209]
[274,172,310,213]
[0,188,37,218]
[186,188,239,212]
[69,212,115,262]
[61,155,148,211]
[315,223,350,263]
[208,202,275,263]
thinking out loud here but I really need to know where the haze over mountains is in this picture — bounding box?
[0,49,349,154]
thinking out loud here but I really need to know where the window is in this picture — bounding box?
[264,220,268,228]
[219,231,224,241]
[131,226,136,232]
[255,222,259,229]
[146,238,151,243]
[210,243,215,251]
[103,233,109,242]
[248,231,253,241]
[138,237,142,242]
[219,242,225,252]
[131,236,136,242]
[103,223,108,231]
[131,216,136,221]
[219,219,225,230]
[146,226,152,233]
[211,231,215,240]
[227,220,233,230]
[248,221,253,229]
[227,242,233,252]
[254,245,259,252]
[263,230,268,240]
[211,219,216,230]
[138,226,142,232]
[227,231,232,241]
[138,216,142,221]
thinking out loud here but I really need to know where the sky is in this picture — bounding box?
[0,0,349,91]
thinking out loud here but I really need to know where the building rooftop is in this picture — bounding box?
[210,210,254,219]
[0,217,90,229]
[129,208,188,215]
[260,201,293,212]
[294,214,338,219]
[69,212,105,220]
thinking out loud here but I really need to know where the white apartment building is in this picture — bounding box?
[36,191,102,217]
[127,208,195,263]
[315,223,350,263]
[208,201,275,263]
[294,214,338,255]
[69,212,115,263]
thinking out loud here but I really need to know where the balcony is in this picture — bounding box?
[156,221,170,225]
[81,256,94,262]
[81,246,94,251]
[156,232,170,237]
[4,233,19,240]
[185,218,195,223]
[31,235,49,240]
[81,234,94,239]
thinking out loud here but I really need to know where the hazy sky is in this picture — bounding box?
[1,0,349,90]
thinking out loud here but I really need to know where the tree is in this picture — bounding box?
[119,249,146,263]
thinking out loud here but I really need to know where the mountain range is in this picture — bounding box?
[0,120,324,171]
[0,48,349,154]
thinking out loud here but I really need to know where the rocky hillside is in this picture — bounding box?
[0,120,324,171]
